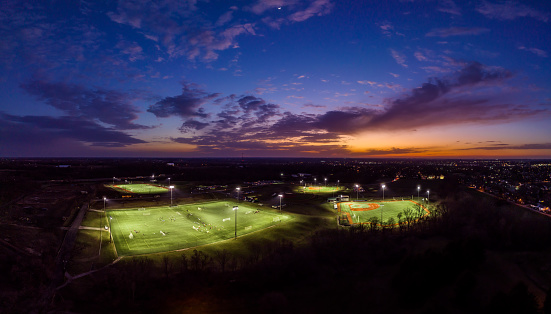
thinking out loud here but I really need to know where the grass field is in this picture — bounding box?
[338,200,428,226]
[298,185,343,193]
[108,183,169,194]
[108,201,291,256]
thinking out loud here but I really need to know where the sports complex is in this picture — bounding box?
[108,201,290,256]
[85,182,434,258]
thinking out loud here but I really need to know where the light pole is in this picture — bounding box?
[355,184,359,200]
[427,190,430,207]
[233,206,238,239]
[168,177,171,187]
[324,178,327,187]
[103,196,106,211]
[278,194,283,214]
[417,186,420,200]
[112,177,115,185]
[236,187,240,202]
[381,184,386,223]
[169,185,174,206]
[109,216,113,242]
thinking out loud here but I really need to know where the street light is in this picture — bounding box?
[233,206,238,240]
[169,185,174,206]
[168,177,171,187]
[103,196,106,211]
[236,187,240,202]
[278,194,283,214]
[417,185,420,200]
[382,184,386,201]
[324,178,327,187]
[355,184,359,200]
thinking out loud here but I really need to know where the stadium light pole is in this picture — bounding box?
[103,196,106,211]
[324,178,327,187]
[427,190,430,206]
[109,216,113,242]
[233,206,238,240]
[169,185,174,206]
[355,184,359,200]
[417,186,420,200]
[381,184,386,224]
[236,187,240,202]
[279,194,283,214]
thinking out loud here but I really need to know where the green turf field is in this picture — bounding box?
[298,185,343,193]
[109,183,169,194]
[339,200,428,225]
[108,201,291,256]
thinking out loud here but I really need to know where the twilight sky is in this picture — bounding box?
[1,0,550,158]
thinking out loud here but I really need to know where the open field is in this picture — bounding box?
[338,200,428,225]
[297,185,343,193]
[108,201,292,256]
[107,183,169,194]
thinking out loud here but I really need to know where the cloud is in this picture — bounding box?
[476,1,550,22]
[459,143,551,151]
[287,0,334,22]
[0,113,146,149]
[437,0,461,15]
[257,0,334,28]
[354,147,430,156]
[303,61,541,135]
[148,82,220,118]
[390,49,408,68]
[426,27,490,37]
[21,80,149,130]
[518,46,548,58]
[248,0,294,15]
[414,51,428,61]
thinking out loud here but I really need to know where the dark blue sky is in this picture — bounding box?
[1,0,550,158]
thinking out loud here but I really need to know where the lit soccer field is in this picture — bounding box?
[109,183,169,194]
[298,186,343,193]
[107,201,291,256]
[338,200,428,225]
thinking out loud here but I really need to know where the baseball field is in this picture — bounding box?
[107,201,291,256]
[338,200,429,226]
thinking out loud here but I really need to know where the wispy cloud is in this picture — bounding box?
[390,49,408,68]
[426,27,490,37]
[518,46,548,58]
[437,0,461,16]
[476,1,550,22]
